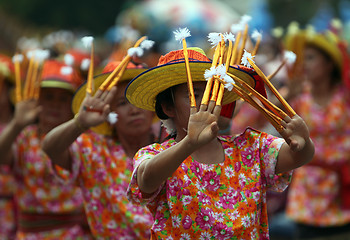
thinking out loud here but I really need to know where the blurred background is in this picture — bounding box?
[0,0,349,63]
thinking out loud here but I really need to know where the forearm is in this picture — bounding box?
[0,120,23,165]
[42,118,85,170]
[138,136,196,194]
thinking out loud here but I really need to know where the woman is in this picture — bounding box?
[42,61,155,239]
[285,28,350,239]
[0,59,92,239]
[125,47,314,239]
[0,53,17,239]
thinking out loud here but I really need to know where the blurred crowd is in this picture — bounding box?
[0,1,350,239]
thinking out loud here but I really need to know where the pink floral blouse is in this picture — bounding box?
[287,86,350,226]
[12,125,91,239]
[127,128,291,239]
[55,131,153,239]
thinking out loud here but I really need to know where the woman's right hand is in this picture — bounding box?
[187,101,221,148]
[14,99,42,129]
[76,87,117,129]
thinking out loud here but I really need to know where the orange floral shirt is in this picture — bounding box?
[56,131,153,239]
[128,128,291,239]
[287,86,350,226]
[13,125,89,240]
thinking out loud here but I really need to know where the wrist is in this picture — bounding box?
[74,114,88,132]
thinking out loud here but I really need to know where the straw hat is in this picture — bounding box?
[40,59,83,92]
[71,61,147,136]
[126,47,261,111]
[284,24,343,72]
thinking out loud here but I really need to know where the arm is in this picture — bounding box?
[42,87,117,170]
[138,102,221,194]
[275,114,315,174]
[0,100,41,165]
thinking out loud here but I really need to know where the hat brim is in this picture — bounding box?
[126,61,259,111]
[40,80,76,92]
[72,68,146,136]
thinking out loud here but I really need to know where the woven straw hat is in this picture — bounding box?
[126,47,261,111]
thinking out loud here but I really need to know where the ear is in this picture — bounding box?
[161,102,175,118]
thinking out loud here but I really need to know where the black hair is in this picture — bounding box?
[155,86,175,120]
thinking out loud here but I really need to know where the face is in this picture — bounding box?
[303,46,334,84]
[38,88,73,132]
[165,82,207,136]
[110,82,154,138]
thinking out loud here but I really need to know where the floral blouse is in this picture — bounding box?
[127,128,291,239]
[12,125,90,240]
[0,124,16,239]
[287,86,350,226]
[55,131,153,240]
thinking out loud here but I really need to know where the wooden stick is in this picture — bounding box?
[107,59,129,91]
[29,60,39,99]
[251,35,261,56]
[182,39,196,107]
[14,56,22,102]
[34,64,44,99]
[99,36,147,91]
[236,25,249,64]
[215,37,226,105]
[227,72,288,119]
[247,58,296,117]
[210,38,225,102]
[267,59,286,80]
[201,44,221,105]
[24,55,34,100]
[230,32,241,66]
[86,42,94,94]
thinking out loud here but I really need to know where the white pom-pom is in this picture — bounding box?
[240,15,252,25]
[81,36,94,48]
[173,28,191,42]
[241,49,254,68]
[204,66,217,80]
[140,39,155,50]
[215,64,227,77]
[64,54,75,66]
[26,50,34,59]
[284,51,296,64]
[127,47,144,57]
[161,119,176,135]
[251,29,262,41]
[107,112,118,124]
[81,58,90,71]
[223,76,235,91]
[224,32,235,43]
[60,66,73,75]
[230,23,245,33]
[12,54,24,63]
[207,32,222,47]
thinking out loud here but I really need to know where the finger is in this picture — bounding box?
[207,100,216,112]
[210,122,219,136]
[199,104,207,112]
[190,106,197,115]
[213,104,222,117]
[104,87,117,105]
[283,115,292,123]
[281,119,287,128]
[100,90,110,101]
[93,89,103,98]
[102,104,111,118]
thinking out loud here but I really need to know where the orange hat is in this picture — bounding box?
[0,54,15,83]
[40,59,83,92]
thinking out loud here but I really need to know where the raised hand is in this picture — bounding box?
[14,99,42,129]
[279,114,310,152]
[76,87,117,129]
[187,101,221,148]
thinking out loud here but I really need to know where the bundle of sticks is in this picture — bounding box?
[12,50,49,103]
[177,18,296,133]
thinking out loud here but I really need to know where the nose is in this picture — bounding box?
[128,104,142,115]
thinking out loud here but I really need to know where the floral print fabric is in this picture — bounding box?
[57,131,153,239]
[12,125,90,240]
[287,86,350,226]
[127,128,291,239]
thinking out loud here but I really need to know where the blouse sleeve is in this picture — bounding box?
[260,132,292,192]
[127,143,166,206]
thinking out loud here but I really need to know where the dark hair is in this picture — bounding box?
[307,44,342,86]
[155,86,175,120]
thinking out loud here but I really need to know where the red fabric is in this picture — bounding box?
[338,42,350,91]
[102,61,143,74]
[158,49,210,65]
[341,163,350,209]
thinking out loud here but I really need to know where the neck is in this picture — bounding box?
[118,131,154,159]
[310,77,336,106]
